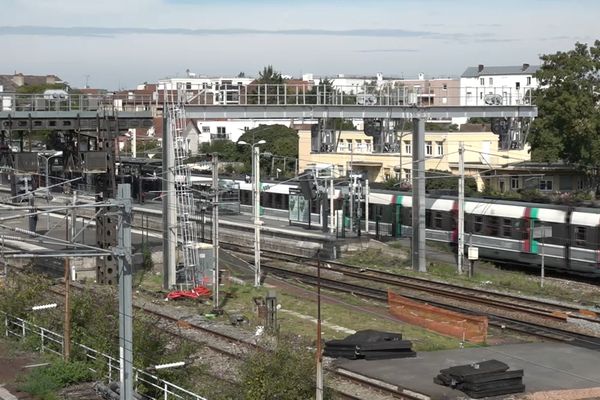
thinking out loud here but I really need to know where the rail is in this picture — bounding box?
[0,84,536,113]
[2,312,208,400]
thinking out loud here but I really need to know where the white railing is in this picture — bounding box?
[0,84,536,112]
[2,312,208,400]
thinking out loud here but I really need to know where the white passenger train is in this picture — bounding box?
[190,175,600,277]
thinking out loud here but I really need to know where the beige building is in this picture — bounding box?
[298,130,530,190]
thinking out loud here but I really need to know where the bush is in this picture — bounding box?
[241,339,330,400]
[19,360,95,400]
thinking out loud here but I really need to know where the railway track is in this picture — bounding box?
[37,276,413,399]
[258,261,600,348]
[215,244,600,349]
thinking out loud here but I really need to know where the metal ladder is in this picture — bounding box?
[167,87,202,288]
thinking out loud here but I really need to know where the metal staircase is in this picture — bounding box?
[167,88,203,288]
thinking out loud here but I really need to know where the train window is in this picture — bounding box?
[434,212,443,229]
[426,210,432,228]
[576,227,586,245]
[488,216,499,236]
[474,216,483,233]
[502,218,512,237]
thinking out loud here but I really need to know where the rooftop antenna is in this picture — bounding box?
[84,75,90,89]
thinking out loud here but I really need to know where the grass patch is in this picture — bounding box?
[220,282,469,352]
[343,248,409,271]
[18,360,95,400]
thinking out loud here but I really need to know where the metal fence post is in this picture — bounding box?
[41,327,45,352]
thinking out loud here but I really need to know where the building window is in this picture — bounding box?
[511,177,519,190]
[516,82,521,90]
[346,139,352,152]
[442,84,448,91]
[577,179,586,190]
[186,82,192,90]
[425,141,433,156]
[480,92,483,100]
[404,141,411,155]
[202,83,208,89]
[527,77,531,86]
[442,97,448,104]
[539,179,553,191]
[217,126,226,134]
[436,141,444,156]
[404,169,411,181]
[480,78,485,85]
[489,77,493,85]
[202,126,210,133]
[365,139,372,152]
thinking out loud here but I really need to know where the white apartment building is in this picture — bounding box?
[157,73,254,105]
[196,119,318,144]
[460,64,539,107]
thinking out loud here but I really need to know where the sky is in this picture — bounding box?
[0,0,598,90]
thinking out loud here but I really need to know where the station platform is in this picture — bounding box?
[334,342,600,400]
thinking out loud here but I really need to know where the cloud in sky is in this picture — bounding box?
[0,0,598,89]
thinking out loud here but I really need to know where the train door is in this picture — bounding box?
[521,208,538,254]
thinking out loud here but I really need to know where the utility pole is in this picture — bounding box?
[63,191,76,360]
[212,154,220,311]
[253,146,261,287]
[116,184,133,400]
[315,252,323,400]
[458,142,465,275]
[329,168,335,234]
[411,118,426,272]
[364,179,370,234]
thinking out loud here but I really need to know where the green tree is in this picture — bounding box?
[528,41,600,169]
[257,65,283,85]
[238,125,299,175]
[426,169,478,195]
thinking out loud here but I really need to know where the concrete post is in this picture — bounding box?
[253,146,261,287]
[212,154,220,310]
[117,184,133,400]
[411,118,426,272]
[458,141,465,274]
[162,111,177,289]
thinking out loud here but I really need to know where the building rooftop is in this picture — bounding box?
[461,64,540,78]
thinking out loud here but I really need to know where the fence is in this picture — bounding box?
[2,312,207,400]
[387,290,488,343]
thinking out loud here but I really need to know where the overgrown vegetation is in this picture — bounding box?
[18,360,95,400]
[0,272,206,399]
[240,338,330,400]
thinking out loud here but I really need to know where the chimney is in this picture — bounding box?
[478,64,484,72]
[522,63,530,71]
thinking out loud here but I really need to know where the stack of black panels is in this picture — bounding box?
[323,330,415,360]
[434,360,525,398]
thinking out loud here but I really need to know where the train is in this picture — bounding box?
[188,175,600,278]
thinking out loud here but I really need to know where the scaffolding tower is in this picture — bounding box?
[167,89,205,288]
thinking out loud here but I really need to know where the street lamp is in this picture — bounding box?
[38,151,63,230]
[238,139,266,286]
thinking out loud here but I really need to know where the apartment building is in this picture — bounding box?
[299,129,530,190]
